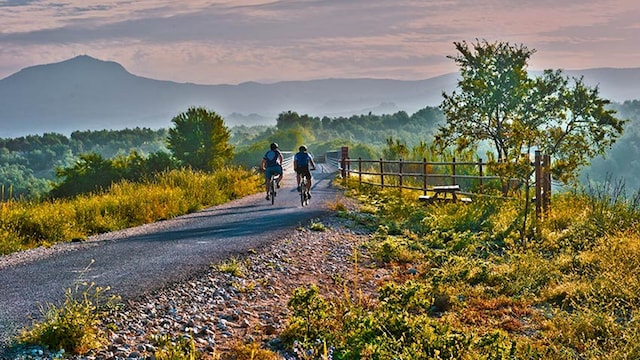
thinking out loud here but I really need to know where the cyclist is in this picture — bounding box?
[261,142,283,201]
[293,145,316,197]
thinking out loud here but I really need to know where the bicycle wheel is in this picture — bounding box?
[300,178,306,206]
[270,177,276,205]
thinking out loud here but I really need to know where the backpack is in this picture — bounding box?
[295,152,310,167]
[264,150,280,167]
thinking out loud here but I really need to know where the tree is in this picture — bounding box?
[437,40,627,185]
[382,137,409,160]
[167,107,234,171]
[276,110,316,131]
[436,39,627,244]
[51,153,119,197]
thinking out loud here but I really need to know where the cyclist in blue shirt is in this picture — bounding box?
[260,142,283,200]
[294,145,317,197]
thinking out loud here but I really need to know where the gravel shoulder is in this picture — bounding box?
[4,195,381,359]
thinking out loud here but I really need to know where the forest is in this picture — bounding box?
[0,100,638,201]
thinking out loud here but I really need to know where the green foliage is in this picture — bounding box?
[51,152,119,197]
[233,139,270,169]
[151,334,201,360]
[215,257,246,277]
[309,219,326,232]
[0,128,169,200]
[276,110,317,132]
[382,137,410,160]
[50,151,180,198]
[582,100,640,194]
[0,164,50,200]
[167,107,234,171]
[17,281,118,355]
[282,285,333,345]
[438,40,627,185]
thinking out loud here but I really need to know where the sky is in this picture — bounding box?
[1,0,639,85]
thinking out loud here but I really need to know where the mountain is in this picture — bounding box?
[0,55,639,138]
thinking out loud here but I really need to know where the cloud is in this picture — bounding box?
[0,0,639,83]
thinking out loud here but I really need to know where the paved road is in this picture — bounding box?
[0,165,339,351]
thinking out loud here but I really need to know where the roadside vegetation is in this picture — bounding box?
[0,167,260,255]
[278,179,640,359]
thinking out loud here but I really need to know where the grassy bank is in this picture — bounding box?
[279,180,640,359]
[0,167,261,256]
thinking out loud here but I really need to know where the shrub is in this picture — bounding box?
[152,333,201,360]
[18,281,118,355]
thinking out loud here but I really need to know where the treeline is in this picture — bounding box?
[231,107,446,168]
[581,100,640,193]
[0,108,442,200]
[0,128,169,199]
[2,100,639,201]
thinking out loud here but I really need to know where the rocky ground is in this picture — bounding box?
[5,199,384,359]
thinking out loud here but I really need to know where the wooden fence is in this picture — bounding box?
[326,148,552,219]
[341,157,494,196]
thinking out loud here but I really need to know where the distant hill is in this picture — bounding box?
[0,55,638,138]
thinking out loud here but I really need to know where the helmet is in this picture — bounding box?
[299,145,307,152]
[270,142,278,150]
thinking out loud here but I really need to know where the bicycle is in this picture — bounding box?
[268,174,277,205]
[299,174,310,206]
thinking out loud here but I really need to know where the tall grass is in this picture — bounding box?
[0,167,261,255]
[281,180,640,359]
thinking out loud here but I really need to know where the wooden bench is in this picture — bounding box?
[419,185,472,204]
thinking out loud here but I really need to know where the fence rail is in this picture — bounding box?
[339,157,503,197]
[325,148,552,218]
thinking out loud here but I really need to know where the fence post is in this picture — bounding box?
[340,146,349,179]
[535,151,542,220]
[358,157,362,186]
[543,154,552,216]
[379,159,384,188]
[452,157,457,186]
[422,158,427,196]
[478,158,484,194]
[398,159,403,194]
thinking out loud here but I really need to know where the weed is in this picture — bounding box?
[152,333,203,360]
[215,257,246,278]
[309,219,326,232]
[225,341,280,359]
[17,281,119,355]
